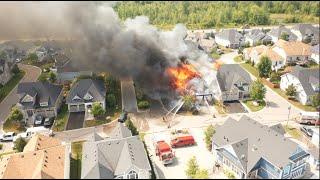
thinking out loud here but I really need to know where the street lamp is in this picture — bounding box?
[287,106,291,126]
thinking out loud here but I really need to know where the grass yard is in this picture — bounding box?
[84,107,121,128]
[211,52,221,59]
[2,118,26,133]
[233,55,244,63]
[240,63,259,77]
[243,100,266,112]
[70,141,83,179]
[284,125,302,140]
[0,71,25,103]
[52,104,69,132]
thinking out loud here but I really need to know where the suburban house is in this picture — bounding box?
[0,134,71,179]
[280,66,319,105]
[267,25,298,43]
[198,38,216,54]
[16,82,63,124]
[272,39,312,64]
[56,59,93,83]
[35,47,49,62]
[215,29,244,49]
[291,23,319,45]
[311,44,319,64]
[244,29,272,46]
[81,123,152,179]
[212,116,310,179]
[216,64,252,102]
[244,45,268,64]
[259,48,285,71]
[66,79,106,119]
[0,58,13,85]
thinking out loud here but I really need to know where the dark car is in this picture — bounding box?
[300,126,313,137]
[118,111,128,123]
[34,115,44,126]
[44,117,55,127]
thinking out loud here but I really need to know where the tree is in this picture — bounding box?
[27,53,38,62]
[125,119,139,135]
[183,94,196,111]
[9,107,23,121]
[91,102,105,118]
[257,56,272,78]
[250,79,266,103]
[204,125,215,151]
[269,71,280,83]
[13,137,27,152]
[106,94,116,108]
[285,84,297,98]
[280,32,289,41]
[11,64,20,74]
[194,169,209,179]
[185,156,199,178]
[48,71,56,83]
[138,100,150,109]
[310,94,320,108]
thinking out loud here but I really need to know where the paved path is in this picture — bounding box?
[121,79,138,113]
[0,64,41,131]
[217,51,238,64]
[65,112,84,130]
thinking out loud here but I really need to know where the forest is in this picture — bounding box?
[114,1,319,29]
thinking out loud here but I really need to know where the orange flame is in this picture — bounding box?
[166,64,200,92]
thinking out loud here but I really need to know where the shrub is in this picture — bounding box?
[285,84,297,98]
[91,103,105,118]
[204,125,215,151]
[106,94,116,108]
[310,94,320,108]
[125,119,139,136]
[14,137,27,152]
[185,156,199,178]
[138,101,150,109]
[250,79,266,102]
[257,56,272,78]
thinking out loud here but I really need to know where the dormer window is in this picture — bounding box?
[311,83,319,92]
[84,92,93,101]
[72,95,81,101]
[21,94,34,103]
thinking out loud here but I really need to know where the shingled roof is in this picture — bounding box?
[216,29,243,44]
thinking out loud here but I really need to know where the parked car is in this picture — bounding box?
[170,135,196,148]
[44,117,55,127]
[0,132,16,142]
[300,126,313,137]
[298,112,320,126]
[34,115,44,126]
[13,126,50,142]
[118,111,128,123]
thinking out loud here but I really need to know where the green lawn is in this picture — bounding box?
[3,118,26,133]
[284,125,302,140]
[52,104,69,132]
[211,52,221,59]
[84,107,121,128]
[70,141,83,179]
[243,100,266,112]
[240,63,259,77]
[233,55,244,63]
[0,71,25,103]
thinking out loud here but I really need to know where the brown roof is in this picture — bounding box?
[274,39,311,56]
[23,134,62,152]
[252,45,268,54]
[260,48,284,61]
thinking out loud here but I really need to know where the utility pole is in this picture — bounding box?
[287,106,291,127]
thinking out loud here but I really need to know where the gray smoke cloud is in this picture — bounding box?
[0,1,217,99]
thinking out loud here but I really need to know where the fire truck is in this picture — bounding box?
[154,140,175,166]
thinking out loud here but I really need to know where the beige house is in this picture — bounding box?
[259,49,285,71]
[0,134,71,179]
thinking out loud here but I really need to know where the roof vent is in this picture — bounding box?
[275,134,278,136]
[58,156,61,159]
[45,160,48,163]
[241,154,245,160]
[44,150,47,153]
[20,155,24,158]
[252,145,258,151]
[44,164,47,167]
[33,153,37,156]
[258,138,260,141]
[226,138,229,142]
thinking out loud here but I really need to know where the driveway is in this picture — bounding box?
[0,64,41,131]
[121,79,138,113]
[217,51,238,64]
[224,101,247,114]
[65,112,85,130]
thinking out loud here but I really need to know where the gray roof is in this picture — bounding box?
[217,64,252,92]
[289,66,320,96]
[109,123,132,139]
[81,136,151,179]
[268,26,297,40]
[17,82,62,109]
[292,23,318,36]
[212,115,306,173]
[66,79,106,104]
[216,29,243,44]
[312,44,319,54]
[269,123,286,135]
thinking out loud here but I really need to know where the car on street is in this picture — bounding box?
[34,115,44,126]
[13,126,50,142]
[44,117,55,127]
[0,132,16,142]
[300,126,313,137]
[118,111,128,123]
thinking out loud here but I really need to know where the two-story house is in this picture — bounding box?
[56,59,93,83]
[16,82,63,124]
[245,45,268,65]
[216,64,252,102]
[272,39,311,64]
[212,115,310,179]
[81,123,152,179]
[244,29,272,46]
[280,66,319,105]
[215,29,244,49]
[291,23,319,45]
[259,48,285,71]
[66,79,106,119]
[267,25,298,43]
[0,58,13,85]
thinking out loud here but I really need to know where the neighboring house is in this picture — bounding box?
[212,115,310,179]
[280,66,319,105]
[291,23,319,45]
[259,48,285,71]
[35,47,49,62]
[244,29,272,46]
[0,58,13,85]
[311,44,319,64]
[56,60,93,83]
[272,39,312,64]
[0,134,71,179]
[216,64,252,102]
[66,79,106,118]
[81,123,152,179]
[50,53,70,73]
[198,38,216,54]
[247,45,268,64]
[16,82,63,124]
[215,29,244,49]
[267,25,298,43]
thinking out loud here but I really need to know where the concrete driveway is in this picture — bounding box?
[121,79,138,113]
[218,51,238,64]
[224,101,247,114]
[0,64,41,131]
[65,112,85,130]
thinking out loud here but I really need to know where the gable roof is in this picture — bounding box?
[292,23,318,36]
[212,115,307,173]
[260,48,284,62]
[268,25,297,40]
[274,39,311,56]
[288,66,320,96]
[66,79,106,104]
[23,134,62,152]
[217,64,252,92]
[109,123,132,139]
[216,29,243,44]
[17,82,63,109]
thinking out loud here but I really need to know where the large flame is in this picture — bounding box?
[166,64,201,92]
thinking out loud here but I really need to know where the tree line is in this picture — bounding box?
[114,1,319,29]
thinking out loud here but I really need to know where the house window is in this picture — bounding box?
[83,93,93,101]
[127,170,138,179]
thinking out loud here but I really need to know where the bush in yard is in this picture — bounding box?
[269,71,280,83]
[48,71,57,83]
[183,94,196,111]
[8,108,23,122]
[125,119,139,136]
[106,94,116,108]
[194,169,209,179]
[257,56,272,78]
[280,32,289,41]
[250,79,266,103]
[138,101,150,109]
[310,94,320,108]
[224,170,236,179]
[204,125,215,151]
[185,156,199,178]
[285,84,297,99]
[13,137,27,152]
[91,103,105,118]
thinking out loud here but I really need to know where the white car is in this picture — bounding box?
[0,132,16,142]
[13,126,50,142]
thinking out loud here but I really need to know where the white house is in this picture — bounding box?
[280,67,319,105]
[215,29,244,49]
[291,23,319,45]
[311,44,319,64]
[259,48,285,71]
